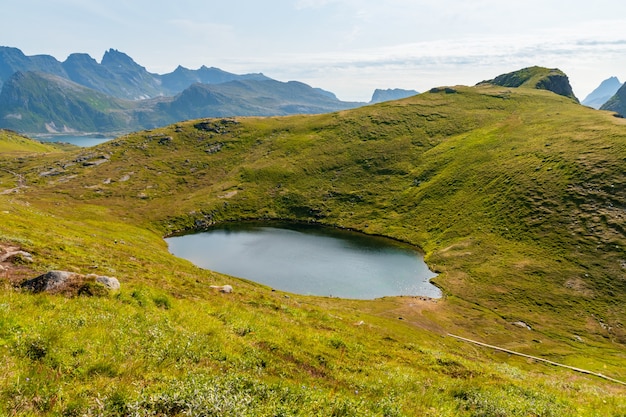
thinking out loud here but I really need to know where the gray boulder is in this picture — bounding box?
[20,270,77,293]
[20,270,121,295]
[92,275,121,290]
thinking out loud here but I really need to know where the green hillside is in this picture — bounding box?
[0,71,134,133]
[0,129,73,154]
[0,82,625,415]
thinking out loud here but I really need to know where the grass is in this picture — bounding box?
[0,82,625,415]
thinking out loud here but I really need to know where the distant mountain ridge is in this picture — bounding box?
[582,76,622,109]
[0,70,363,133]
[0,46,367,133]
[370,88,418,103]
[0,48,597,135]
[0,46,274,100]
[600,82,626,117]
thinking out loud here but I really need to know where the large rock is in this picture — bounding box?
[20,270,121,295]
[20,270,77,293]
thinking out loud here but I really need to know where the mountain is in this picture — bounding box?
[0,47,366,133]
[0,71,363,133]
[478,66,579,101]
[0,78,624,413]
[160,65,270,94]
[582,76,622,109]
[370,88,418,103]
[0,46,67,91]
[600,81,626,117]
[160,79,362,120]
[0,71,135,133]
[0,46,288,100]
[62,49,163,100]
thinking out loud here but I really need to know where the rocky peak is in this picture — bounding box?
[101,48,145,71]
[478,66,578,102]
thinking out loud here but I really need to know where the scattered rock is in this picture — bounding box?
[158,136,173,145]
[39,168,62,177]
[210,284,233,294]
[205,142,223,154]
[194,118,239,134]
[83,158,108,167]
[91,275,121,290]
[0,250,33,263]
[511,321,532,330]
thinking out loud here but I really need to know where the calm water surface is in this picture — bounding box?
[166,223,441,299]
[35,134,113,147]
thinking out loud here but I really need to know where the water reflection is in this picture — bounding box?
[166,222,441,300]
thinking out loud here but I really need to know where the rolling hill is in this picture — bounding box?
[0,67,624,415]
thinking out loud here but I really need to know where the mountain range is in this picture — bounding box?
[0,47,367,134]
[0,46,272,99]
[3,46,626,135]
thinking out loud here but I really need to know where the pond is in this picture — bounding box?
[166,222,441,300]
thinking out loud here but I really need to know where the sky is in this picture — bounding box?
[3,0,626,102]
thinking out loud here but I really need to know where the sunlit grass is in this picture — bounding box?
[0,83,625,414]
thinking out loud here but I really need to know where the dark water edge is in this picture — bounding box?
[166,222,442,300]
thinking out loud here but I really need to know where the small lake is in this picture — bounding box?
[166,223,441,300]
[34,134,114,147]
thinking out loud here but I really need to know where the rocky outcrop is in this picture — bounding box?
[478,66,578,102]
[20,270,120,296]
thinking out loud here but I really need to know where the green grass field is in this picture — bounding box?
[0,79,625,415]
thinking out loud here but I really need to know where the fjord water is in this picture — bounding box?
[35,134,113,147]
[166,223,441,299]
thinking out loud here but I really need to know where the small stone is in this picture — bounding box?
[511,321,532,330]
[210,284,233,294]
[93,275,121,290]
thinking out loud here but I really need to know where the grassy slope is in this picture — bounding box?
[0,129,72,154]
[0,85,625,415]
